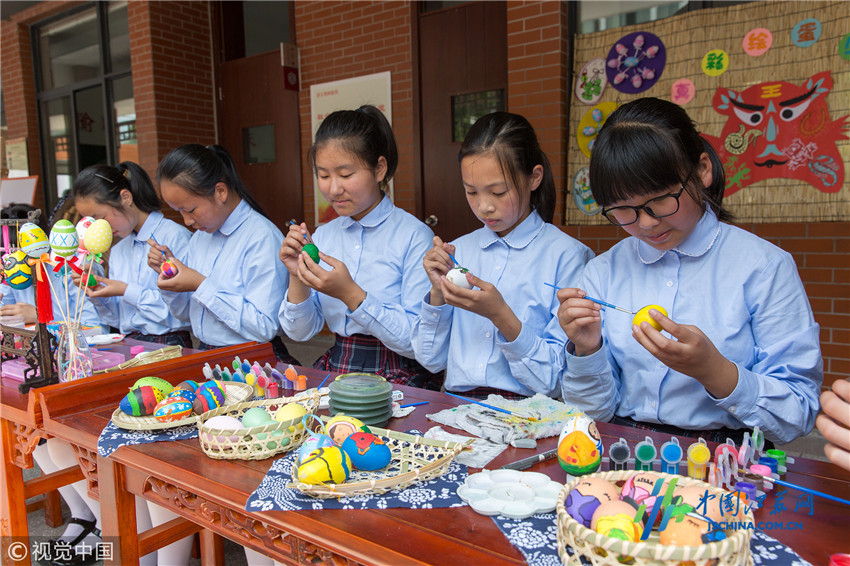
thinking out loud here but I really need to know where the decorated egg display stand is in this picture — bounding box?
[0,213,58,392]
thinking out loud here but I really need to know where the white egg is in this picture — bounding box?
[446,267,474,289]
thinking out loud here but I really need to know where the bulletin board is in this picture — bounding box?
[566,1,850,224]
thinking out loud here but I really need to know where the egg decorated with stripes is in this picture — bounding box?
[167,388,196,403]
[153,396,193,422]
[297,446,352,485]
[176,380,200,392]
[192,384,225,414]
[49,220,79,257]
[119,385,166,416]
[19,223,51,258]
[132,376,174,396]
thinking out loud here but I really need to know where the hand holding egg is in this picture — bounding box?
[632,304,667,331]
[155,256,205,293]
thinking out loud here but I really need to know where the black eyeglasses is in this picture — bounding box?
[601,185,686,226]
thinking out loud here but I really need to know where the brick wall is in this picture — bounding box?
[293,1,414,219]
[562,222,850,391]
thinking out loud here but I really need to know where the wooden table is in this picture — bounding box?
[37,351,850,566]
[0,339,264,566]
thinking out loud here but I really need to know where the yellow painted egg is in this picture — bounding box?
[274,402,308,432]
[633,305,667,331]
[557,413,603,476]
[19,223,50,258]
[2,250,33,290]
[49,220,79,257]
[297,446,352,485]
[326,415,366,445]
[591,499,644,542]
[83,219,113,254]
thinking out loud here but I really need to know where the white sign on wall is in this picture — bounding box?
[309,71,392,225]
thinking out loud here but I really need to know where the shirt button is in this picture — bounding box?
[360,314,366,320]
[485,332,491,338]
[478,364,484,369]
[433,312,438,318]
[651,401,657,408]
[729,405,737,413]
[666,281,673,287]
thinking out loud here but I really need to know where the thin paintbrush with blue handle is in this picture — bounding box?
[544,282,635,314]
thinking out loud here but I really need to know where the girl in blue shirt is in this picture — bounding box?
[147,144,297,364]
[278,105,435,387]
[73,162,192,346]
[412,112,593,398]
[558,98,822,444]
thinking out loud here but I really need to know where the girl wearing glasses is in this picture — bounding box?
[558,98,822,444]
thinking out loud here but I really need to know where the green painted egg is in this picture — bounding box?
[302,243,320,264]
[131,376,174,396]
[49,220,79,257]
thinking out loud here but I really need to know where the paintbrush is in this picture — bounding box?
[447,252,460,267]
[445,391,538,421]
[544,282,636,314]
[757,475,850,506]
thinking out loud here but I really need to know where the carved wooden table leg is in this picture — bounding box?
[97,455,139,566]
[1,417,43,566]
[71,444,99,500]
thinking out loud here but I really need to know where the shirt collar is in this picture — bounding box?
[134,210,164,243]
[339,193,393,229]
[637,208,721,264]
[219,199,252,236]
[478,210,545,250]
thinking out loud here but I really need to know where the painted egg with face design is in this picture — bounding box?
[565,476,619,528]
[49,220,79,257]
[2,250,33,290]
[557,413,603,475]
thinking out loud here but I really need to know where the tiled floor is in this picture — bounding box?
[20,333,830,565]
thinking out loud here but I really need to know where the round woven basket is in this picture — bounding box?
[556,469,754,566]
[196,391,320,460]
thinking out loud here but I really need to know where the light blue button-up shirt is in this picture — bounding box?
[162,200,287,347]
[561,209,823,443]
[412,211,594,396]
[89,211,191,336]
[279,195,434,359]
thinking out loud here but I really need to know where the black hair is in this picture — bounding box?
[72,162,161,213]
[308,105,398,189]
[156,144,267,217]
[458,112,555,223]
[589,97,733,222]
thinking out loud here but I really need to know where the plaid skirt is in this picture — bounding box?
[197,336,301,366]
[610,415,775,450]
[125,330,192,348]
[313,333,438,388]
[450,386,528,400]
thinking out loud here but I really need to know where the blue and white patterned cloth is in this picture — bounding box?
[490,513,812,566]
[97,420,198,457]
[246,449,469,512]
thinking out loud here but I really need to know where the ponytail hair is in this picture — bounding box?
[589,97,733,222]
[156,144,267,217]
[72,162,161,213]
[308,105,398,189]
[459,112,555,223]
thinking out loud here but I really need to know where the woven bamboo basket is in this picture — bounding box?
[197,391,320,460]
[289,427,471,498]
[556,469,754,566]
[111,382,253,431]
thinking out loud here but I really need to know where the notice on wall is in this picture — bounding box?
[309,71,392,225]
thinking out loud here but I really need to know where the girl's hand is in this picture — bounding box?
[632,310,738,398]
[817,379,850,471]
[557,288,602,356]
[85,275,127,298]
[296,251,366,312]
[0,302,37,324]
[68,267,84,288]
[156,257,205,293]
[423,236,455,305]
[441,272,522,341]
[279,223,310,275]
[146,239,172,274]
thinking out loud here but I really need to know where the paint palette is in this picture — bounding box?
[457,469,563,519]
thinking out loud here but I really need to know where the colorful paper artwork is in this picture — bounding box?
[701,49,729,77]
[704,71,848,195]
[671,79,695,105]
[792,18,822,48]
[577,102,618,159]
[743,28,773,56]
[575,58,607,105]
[605,32,665,94]
[572,168,601,216]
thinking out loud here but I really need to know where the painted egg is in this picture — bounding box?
[446,267,473,289]
[132,376,174,396]
[176,380,200,392]
[565,477,619,528]
[153,396,193,422]
[119,385,166,416]
[241,407,274,428]
[633,304,667,331]
[591,499,643,542]
[659,511,719,546]
[19,223,50,258]
[161,259,178,278]
[192,384,225,414]
[557,413,603,476]
[298,433,336,462]
[2,250,33,290]
[326,415,366,445]
[297,446,352,485]
[167,389,196,403]
[75,217,95,247]
[49,220,79,257]
[203,415,243,443]
[620,472,665,507]
[274,402,308,431]
[83,218,113,254]
[673,485,724,523]
[301,243,320,264]
[341,432,392,471]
